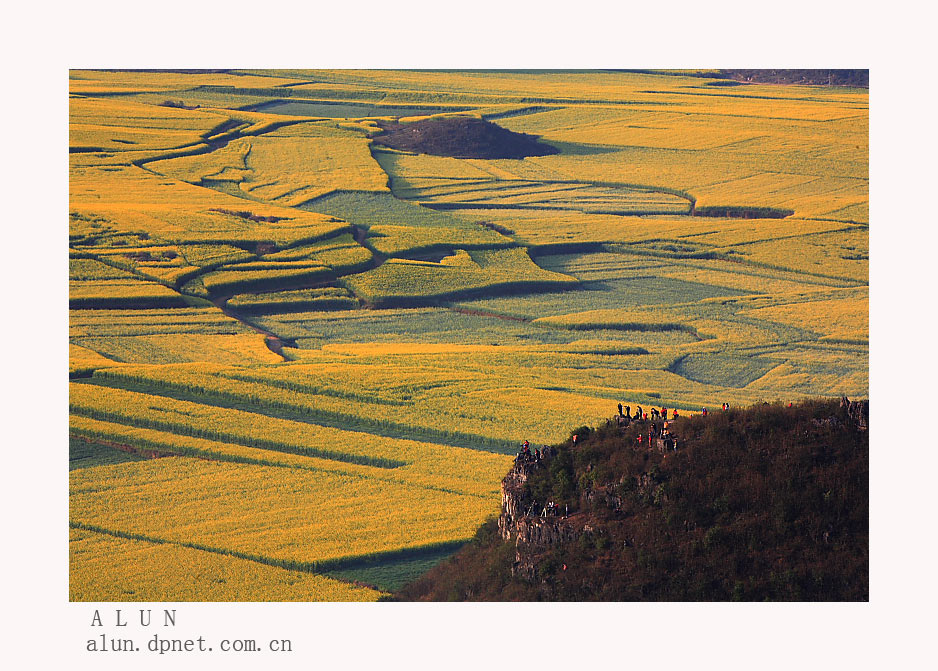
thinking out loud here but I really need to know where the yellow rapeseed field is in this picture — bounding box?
[147,137,390,206]
[69,69,867,600]
[240,137,389,205]
[345,247,576,305]
[70,527,383,602]
[73,333,283,366]
[70,456,498,566]
[69,307,248,337]
[69,382,511,494]
[69,97,230,151]
[69,164,349,245]
[69,344,121,377]
[741,295,869,342]
[68,279,188,309]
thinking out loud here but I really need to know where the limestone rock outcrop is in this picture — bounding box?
[497,448,584,581]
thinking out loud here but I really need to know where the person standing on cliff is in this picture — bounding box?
[618,402,623,417]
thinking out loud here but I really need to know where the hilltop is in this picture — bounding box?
[396,398,868,601]
[371,116,560,159]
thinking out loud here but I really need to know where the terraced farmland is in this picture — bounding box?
[69,69,868,601]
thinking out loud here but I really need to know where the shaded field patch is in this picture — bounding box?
[69,436,149,471]
[670,352,779,388]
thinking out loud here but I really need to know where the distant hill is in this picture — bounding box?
[396,398,868,601]
[716,69,869,87]
[616,69,869,87]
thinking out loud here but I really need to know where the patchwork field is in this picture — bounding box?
[69,69,868,601]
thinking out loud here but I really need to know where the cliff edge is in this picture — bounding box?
[396,398,869,601]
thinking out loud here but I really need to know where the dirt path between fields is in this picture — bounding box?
[211,297,296,360]
[70,433,171,460]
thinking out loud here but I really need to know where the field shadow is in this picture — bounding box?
[546,141,622,156]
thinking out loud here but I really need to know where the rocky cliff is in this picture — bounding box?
[397,398,869,601]
[497,450,583,581]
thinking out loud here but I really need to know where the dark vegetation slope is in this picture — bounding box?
[371,116,560,159]
[716,69,869,87]
[397,399,868,601]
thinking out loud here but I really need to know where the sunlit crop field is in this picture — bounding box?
[69,527,384,602]
[69,69,867,600]
[70,457,497,567]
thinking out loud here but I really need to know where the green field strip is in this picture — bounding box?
[808,212,869,227]
[772,339,870,356]
[299,190,473,230]
[68,401,408,469]
[431,184,593,204]
[69,307,249,337]
[68,413,402,473]
[68,414,498,500]
[618,251,862,290]
[200,265,336,296]
[216,260,332,271]
[322,545,461,593]
[421,182,589,201]
[707,255,867,286]
[218,367,410,407]
[386,175,494,186]
[422,202,689,216]
[706,225,860,249]
[84,372,518,454]
[346,277,581,309]
[454,183,671,203]
[810,338,868,350]
[74,251,197,291]
[71,380,510,479]
[69,520,469,577]
[225,296,359,315]
[533,314,704,337]
[400,179,544,199]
